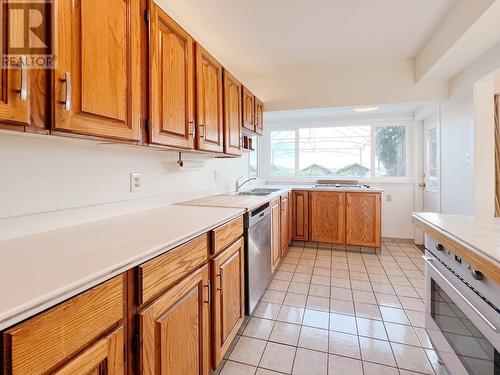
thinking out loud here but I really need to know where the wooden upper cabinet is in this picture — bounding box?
[242,87,255,131]
[149,2,195,149]
[254,97,264,135]
[223,70,242,156]
[0,4,30,127]
[212,238,245,368]
[280,194,289,257]
[53,0,141,141]
[140,265,211,375]
[271,198,281,272]
[196,45,224,153]
[51,327,124,375]
[310,191,345,244]
[346,192,381,248]
[292,191,309,241]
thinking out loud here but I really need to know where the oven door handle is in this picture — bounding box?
[422,256,498,333]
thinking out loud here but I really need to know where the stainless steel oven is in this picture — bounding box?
[423,236,500,375]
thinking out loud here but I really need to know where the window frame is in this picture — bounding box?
[263,119,412,183]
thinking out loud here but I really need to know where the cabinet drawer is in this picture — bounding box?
[139,234,209,305]
[3,276,123,375]
[212,216,244,255]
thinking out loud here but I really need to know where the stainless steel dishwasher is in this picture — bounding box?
[244,203,272,315]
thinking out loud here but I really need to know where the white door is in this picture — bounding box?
[422,114,440,212]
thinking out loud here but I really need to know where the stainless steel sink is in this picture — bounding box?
[231,188,281,196]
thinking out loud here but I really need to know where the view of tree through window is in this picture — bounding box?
[375,126,406,177]
[270,124,407,179]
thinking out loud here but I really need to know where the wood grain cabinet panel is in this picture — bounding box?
[53,0,141,141]
[149,2,195,149]
[212,238,245,369]
[346,192,381,248]
[196,45,224,153]
[2,276,123,375]
[271,198,281,272]
[254,97,264,135]
[52,326,124,375]
[223,70,242,155]
[310,191,345,244]
[292,191,309,241]
[212,216,244,256]
[140,265,210,375]
[138,234,209,305]
[280,194,289,257]
[0,3,30,127]
[241,87,255,131]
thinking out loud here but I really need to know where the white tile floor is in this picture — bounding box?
[217,241,449,375]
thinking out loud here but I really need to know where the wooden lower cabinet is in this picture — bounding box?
[51,327,124,375]
[280,194,290,257]
[346,192,381,248]
[309,191,345,244]
[211,238,245,368]
[139,265,211,375]
[292,191,309,241]
[271,198,281,272]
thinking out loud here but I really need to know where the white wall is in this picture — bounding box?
[439,40,500,215]
[0,131,250,240]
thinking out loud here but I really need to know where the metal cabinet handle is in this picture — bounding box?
[422,256,498,332]
[189,121,195,137]
[199,124,205,138]
[19,56,28,101]
[204,280,211,305]
[63,72,71,111]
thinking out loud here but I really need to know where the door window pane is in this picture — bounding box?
[270,130,295,176]
[298,126,371,178]
[375,126,406,177]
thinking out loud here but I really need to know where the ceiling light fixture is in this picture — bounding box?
[353,107,379,113]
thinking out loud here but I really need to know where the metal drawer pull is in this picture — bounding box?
[199,124,205,138]
[19,56,28,101]
[422,256,498,332]
[189,120,195,137]
[204,280,211,305]
[63,72,71,111]
[217,269,223,295]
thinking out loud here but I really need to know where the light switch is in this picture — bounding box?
[465,152,471,164]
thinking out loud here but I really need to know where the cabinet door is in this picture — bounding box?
[140,265,210,375]
[212,238,245,368]
[241,87,255,131]
[271,198,281,272]
[53,0,141,141]
[196,45,223,153]
[292,191,309,241]
[223,70,242,156]
[346,193,381,247]
[52,327,124,375]
[310,192,345,244]
[0,4,30,126]
[280,195,289,257]
[149,3,195,149]
[254,97,264,135]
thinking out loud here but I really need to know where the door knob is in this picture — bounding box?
[419,183,426,188]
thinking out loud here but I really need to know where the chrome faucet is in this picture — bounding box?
[235,176,257,192]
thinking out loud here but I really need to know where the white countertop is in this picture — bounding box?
[413,212,500,265]
[0,204,244,330]
[179,185,383,211]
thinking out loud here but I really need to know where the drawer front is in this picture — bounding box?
[3,276,124,375]
[139,234,209,305]
[212,216,244,256]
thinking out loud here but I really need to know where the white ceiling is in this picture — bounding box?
[159,0,456,78]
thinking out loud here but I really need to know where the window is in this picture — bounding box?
[374,126,406,177]
[249,135,259,178]
[270,130,295,176]
[268,123,409,180]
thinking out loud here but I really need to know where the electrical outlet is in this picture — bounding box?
[386,194,392,202]
[130,173,142,192]
[465,152,471,164]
